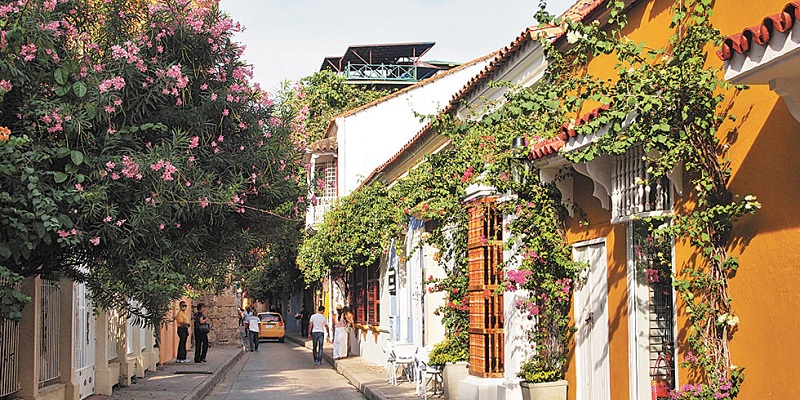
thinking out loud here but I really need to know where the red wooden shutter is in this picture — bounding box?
[467,198,505,378]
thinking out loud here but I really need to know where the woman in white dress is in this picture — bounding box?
[332,305,350,359]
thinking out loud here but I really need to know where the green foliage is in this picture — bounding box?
[0,266,30,321]
[297,181,401,282]
[0,0,306,325]
[517,357,561,384]
[277,70,390,144]
[428,334,469,365]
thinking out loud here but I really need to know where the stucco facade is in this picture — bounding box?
[537,1,800,398]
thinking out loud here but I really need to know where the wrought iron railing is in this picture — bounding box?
[344,63,418,82]
[39,278,60,386]
[0,278,21,397]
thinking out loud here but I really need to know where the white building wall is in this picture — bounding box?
[423,241,447,348]
[336,59,491,198]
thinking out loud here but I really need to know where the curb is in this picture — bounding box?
[182,348,245,400]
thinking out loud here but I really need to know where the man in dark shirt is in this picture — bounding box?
[299,304,310,337]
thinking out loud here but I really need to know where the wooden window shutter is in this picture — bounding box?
[467,198,504,378]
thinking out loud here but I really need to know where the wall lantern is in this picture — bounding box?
[509,136,532,188]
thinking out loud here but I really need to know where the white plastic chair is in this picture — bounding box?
[392,343,417,385]
[383,341,397,385]
[415,346,443,399]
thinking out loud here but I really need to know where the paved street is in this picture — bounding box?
[204,340,366,400]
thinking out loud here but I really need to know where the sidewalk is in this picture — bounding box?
[284,331,421,400]
[94,333,424,400]
[89,346,244,400]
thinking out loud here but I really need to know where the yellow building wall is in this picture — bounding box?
[563,173,630,400]
[564,0,800,398]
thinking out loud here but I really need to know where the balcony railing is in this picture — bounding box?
[344,63,418,82]
[310,196,337,227]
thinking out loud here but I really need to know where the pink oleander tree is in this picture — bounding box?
[0,0,306,324]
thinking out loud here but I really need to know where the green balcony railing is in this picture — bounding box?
[343,63,418,82]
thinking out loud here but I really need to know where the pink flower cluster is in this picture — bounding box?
[57,228,79,238]
[505,269,532,292]
[150,159,178,181]
[110,41,143,68]
[20,43,37,62]
[645,267,660,283]
[98,76,126,93]
[0,79,12,93]
[0,3,21,19]
[514,299,540,317]
[461,165,474,183]
[121,155,142,179]
[39,107,69,133]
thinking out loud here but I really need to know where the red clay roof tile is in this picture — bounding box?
[531,103,610,160]
[717,2,800,61]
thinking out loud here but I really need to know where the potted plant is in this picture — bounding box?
[517,357,568,400]
[499,181,584,400]
[429,335,469,400]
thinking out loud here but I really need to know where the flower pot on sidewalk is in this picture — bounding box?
[443,361,469,400]
[519,380,568,400]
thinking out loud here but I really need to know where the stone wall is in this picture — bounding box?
[196,290,241,346]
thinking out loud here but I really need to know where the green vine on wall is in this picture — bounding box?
[500,0,759,397]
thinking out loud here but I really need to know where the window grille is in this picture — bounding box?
[311,161,337,227]
[350,262,380,325]
[467,198,504,378]
[612,145,672,223]
[107,310,120,361]
[74,283,95,370]
[632,220,675,393]
[0,278,21,397]
[126,317,134,355]
[39,278,60,386]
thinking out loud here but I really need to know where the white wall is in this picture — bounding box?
[336,59,491,197]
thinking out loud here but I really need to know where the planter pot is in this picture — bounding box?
[443,361,469,400]
[519,380,568,400]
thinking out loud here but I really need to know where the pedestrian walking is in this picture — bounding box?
[308,305,330,365]
[176,301,191,363]
[194,303,210,363]
[239,310,250,351]
[247,310,261,351]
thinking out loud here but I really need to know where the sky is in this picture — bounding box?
[219,0,575,93]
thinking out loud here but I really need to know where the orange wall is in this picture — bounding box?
[563,173,630,400]
[158,298,192,363]
[565,0,800,398]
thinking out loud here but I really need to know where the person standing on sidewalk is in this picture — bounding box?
[332,305,347,360]
[247,311,261,351]
[194,303,210,363]
[298,304,310,337]
[308,305,330,365]
[175,301,191,363]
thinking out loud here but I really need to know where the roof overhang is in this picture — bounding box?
[721,3,800,122]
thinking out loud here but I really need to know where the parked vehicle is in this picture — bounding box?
[257,312,285,342]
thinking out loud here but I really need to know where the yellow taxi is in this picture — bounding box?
[257,312,285,342]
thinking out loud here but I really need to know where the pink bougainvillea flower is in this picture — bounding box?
[90,237,100,246]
